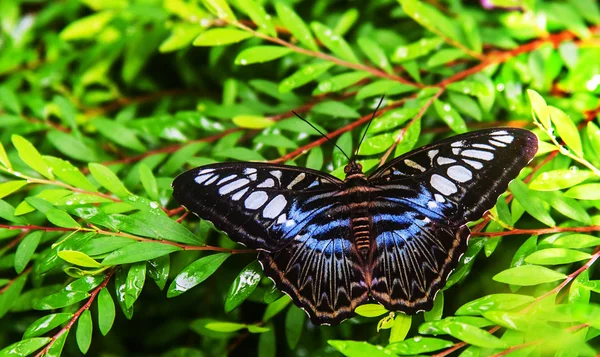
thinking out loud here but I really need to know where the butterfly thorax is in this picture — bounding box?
[343,161,373,260]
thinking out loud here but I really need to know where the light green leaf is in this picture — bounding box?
[456,294,535,315]
[527,89,551,129]
[530,169,594,191]
[76,309,92,354]
[356,79,415,100]
[235,46,292,65]
[205,321,246,332]
[389,314,411,343]
[525,248,591,265]
[60,11,115,40]
[355,304,388,318]
[548,106,583,156]
[193,28,252,46]
[314,71,371,95]
[553,234,600,249]
[12,134,54,180]
[47,131,98,162]
[23,313,73,338]
[202,0,236,21]
[310,22,359,63]
[391,37,444,63]
[159,23,204,53]
[58,250,101,268]
[88,163,130,197]
[434,100,467,133]
[329,340,405,357]
[91,118,146,152]
[386,337,453,354]
[493,265,566,286]
[399,0,461,44]
[565,183,600,200]
[237,0,276,36]
[0,337,52,357]
[0,142,11,169]
[274,3,318,51]
[167,253,230,297]
[139,164,158,202]
[47,208,81,229]
[224,261,262,312]
[0,181,27,200]
[279,62,334,92]
[418,320,507,349]
[357,37,393,73]
[509,180,555,227]
[232,115,274,129]
[102,242,182,266]
[44,156,97,192]
[312,101,360,119]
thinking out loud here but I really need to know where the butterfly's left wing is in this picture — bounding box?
[366,128,537,312]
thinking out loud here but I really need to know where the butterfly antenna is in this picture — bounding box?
[292,111,352,162]
[354,95,385,158]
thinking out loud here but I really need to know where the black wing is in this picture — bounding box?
[172,163,369,324]
[367,128,538,312]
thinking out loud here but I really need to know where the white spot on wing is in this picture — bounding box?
[263,194,287,219]
[434,194,445,203]
[219,178,249,195]
[248,173,258,181]
[231,187,249,201]
[287,173,306,189]
[195,174,213,184]
[277,213,287,224]
[270,170,282,181]
[463,159,484,169]
[217,174,237,185]
[447,165,473,182]
[204,175,219,185]
[198,168,215,175]
[257,178,275,188]
[404,159,426,172]
[430,174,458,195]
[494,135,514,143]
[452,148,461,155]
[493,130,509,135]
[437,157,456,165]
[462,150,494,161]
[427,150,439,161]
[427,201,438,209]
[244,168,257,174]
[472,143,495,150]
[489,139,507,147]
[245,191,268,209]
[451,141,465,147]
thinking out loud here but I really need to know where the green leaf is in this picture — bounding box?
[279,62,335,92]
[232,115,274,129]
[0,180,27,199]
[391,37,444,63]
[139,164,159,202]
[456,294,534,315]
[12,134,54,180]
[0,142,11,169]
[253,134,297,149]
[537,190,591,224]
[97,288,115,336]
[493,265,566,286]
[285,307,305,349]
[88,163,130,197]
[525,248,591,265]
[47,131,98,162]
[389,314,411,343]
[45,329,68,357]
[224,261,262,312]
[214,147,266,161]
[312,101,360,119]
[356,79,415,100]
[159,23,204,53]
[565,183,600,200]
[58,250,101,268]
[553,233,600,249]
[548,106,583,156]
[310,22,359,63]
[527,89,551,129]
[448,92,482,121]
[147,255,170,290]
[204,321,246,332]
[274,3,318,51]
[314,71,371,95]
[530,169,594,190]
[258,325,276,357]
[193,28,252,46]
[587,121,600,157]
[237,0,276,36]
[395,118,421,157]
[60,11,115,40]
[0,86,21,114]
[44,156,97,192]
[386,337,453,354]
[509,180,555,227]
[418,320,507,349]
[125,262,146,308]
[235,46,293,65]
[306,146,323,170]
[0,274,28,318]
[263,295,291,321]
[202,0,236,21]
[102,242,182,266]
[76,309,92,354]
[329,340,396,357]
[47,208,81,229]
[91,118,146,152]
[0,337,52,357]
[0,200,26,224]
[427,48,468,68]
[355,304,388,318]
[14,231,42,274]
[115,268,133,320]
[34,291,90,310]
[357,37,393,73]
[23,313,73,338]
[79,236,134,256]
[399,0,461,44]
[434,100,467,133]
[167,253,230,297]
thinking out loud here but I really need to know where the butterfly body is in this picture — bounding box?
[172,128,538,325]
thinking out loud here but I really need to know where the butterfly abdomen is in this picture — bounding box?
[347,183,373,259]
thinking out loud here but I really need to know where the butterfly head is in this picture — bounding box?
[344,161,366,182]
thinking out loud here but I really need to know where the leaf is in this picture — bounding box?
[314,71,371,95]
[356,79,415,100]
[456,294,534,315]
[44,156,97,192]
[263,295,291,321]
[224,261,262,312]
[23,313,73,338]
[88,163,130,197]
[279,62,335,92]
[0,180,27,199]
[285,307,305,349]
[237,0,276,36]
[12,134,54,180]
[167,253,230,297]
[193,28,253,46]
[60,11,115,40]
[58,250,101,268]
[132,211,204,245]
[329,340,397,357]
[310,22,359,63]
[47,131,98,162]
[102,242,182,266]
[114,268,133,320]
[202,0,235,21]
[125,262,146,309]
[530,169,594,190]
[391,37,444,63]
[97,288,115,336]
[159,23,204,53]
[493,265,566,286]
[312,101,360,119]
[355,304,388,318]
[357,37,393,73]
[565,183,600,200]
[427,48,468,68]
[399,0,461,44]
[434,100,467,134]
[258,325,276,357]
[76,309,92,354]
[418,320,507,349]
[214,147,266,161]
[274,3,318,51]
[139,164,159,202]
[0,86,21,114]
[0,274,27,318]
[232,115,274,129]
[14,231,42,274]
[0,337,52,357]
[204,321,246,332]
[509,180,555,227]
[527,89,551,129]
[91,118,146,152]
[448,92,482,121]
[47,208,81,229]
[525,248,591,265]
[386,337,453,354]
[389,314,411,343]
[45,329,68,357]
[0,141,11,169]
[548,106,583,156]
[235,46,293,65]
[34,291,90,310]
[553,234,600,249]
[147,255,170,290]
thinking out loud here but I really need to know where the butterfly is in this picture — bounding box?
[172,128,538,325]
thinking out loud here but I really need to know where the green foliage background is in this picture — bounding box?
[1,0,600,356]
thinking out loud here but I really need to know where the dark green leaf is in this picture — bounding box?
[0,337,51,357]
[23,313,73,338]
[167,253,230,297]
[76,309,92,354]
[224,261,262,312]
[15,231,42,274]
[102,242,182,266]
[285,306,305,349]
[97,288,115,336]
